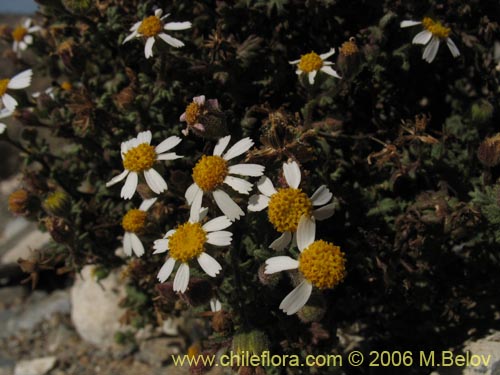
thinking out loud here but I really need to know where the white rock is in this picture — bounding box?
[70,265,127,348]
[1,228,50,264]
[462,332,500,375]
[14,356,57,375]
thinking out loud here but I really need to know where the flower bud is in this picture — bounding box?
[212,310,232,333]
[297,304,326,323]
[337,37,361,79]
[8,189,35,216]
[257,264,279,287]
[478,134,500,167]
[231,330,270,356]
[43,216,73,244]
[471,99,494,124]
[43,190,71,216]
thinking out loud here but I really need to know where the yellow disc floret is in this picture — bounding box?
[122,209,147,233]
[339,38,359,57]
[185,102,201,125]
[61,81,72,91]
[192,155,228,192]
[298,240,346,289]
[168,222,207,263]
[267,188,312,233]
[422,17,451,39]
[0,79,10,96]
[298,52,323,73]
[12,26,27,42]
[138,16,163,37]
[122,143,157,172]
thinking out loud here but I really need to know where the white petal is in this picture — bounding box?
[257,176,277,197]
[313,203,336,221]
[158,33,184,48]
[228,164,265,177]
[137,130,152,145]
[189,205,206,223]
[423,37,440,63]
[155,135,182,154]
[279,280,313,315]
[123,232,132,256]
[446,38,460,58]
[129,21,141,31]
[185,183,201,205]
[189,188,203,223]
[197,253,222,277]
[297,216,315,252]
[400,20,421,28]
[212,190,244,221]
[213,136,231,156]
[144,37,155,58]
[210,298,222,312]
[223,137,254,161]
[320,66,341,79]
[19,42,28,51]
[310,185,332,206]
[153,239,169,254]
[308,71,317,84]
[23,19,32,28]
[28,26,41,33]
[165,229,176,239]
[8,69,32,89]
[412,30,433,45]
[289,58,300,64]
[283,161,301,188]
[319,48,335,59]
[173,263,190,293]
[157,152,183,161]
[164,21,192,30]
[202,216,232,232]
[123,30,138,44]
[121,172,138,199]
[154,9,163,17]
[24,35,33,45]
[130,233,145,257]
[0,123,6,134]
[0,108,12,119]
[224,176,253,195]
[197,207,209,222]
[144,168,168,194]
[193,95,205,105]
[106,169,129,187]
[139,197,157,211]
[158,258,176,282]
[2,94,18,111]
[269,231,292,251]
[247,194,270,212]
[265,256,299,274]
[206,231,232,246]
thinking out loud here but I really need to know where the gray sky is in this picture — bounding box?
[0,0,37,14]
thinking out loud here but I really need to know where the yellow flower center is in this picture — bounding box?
[138,16,163,37]
[61,81,72,91]
[267,188,312,233]
[12,26,27,42]
[122,209,147,233]
[122,143,157,172]
[0,79,10,96]
[298,52,323,73]
[422,17,451,39]
[168,222,207,263]
[298,240,346,289]
[185,102,201,125]
[192,155,228,192]
[339,38,359,57]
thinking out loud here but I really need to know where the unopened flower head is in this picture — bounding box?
[185,136,265,221]
[154,209,232,293]
[123,9,191,59]
[0,69,33,111]
[122,198,157,257]
[248,161,335,250]
[11,19,41,57]
[106,130,183,199]
[264,218,346,315]
[400,17,460,63]
[289,48,341,84]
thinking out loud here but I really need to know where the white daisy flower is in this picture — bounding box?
[154,209,232,293]
[248,161,336,251]
[264,217,346,315]
[0,108,13,134]
[123,9,191,59]
[106,130,183,199]
[121,197,157,257]
[289,48,341,84]
[400,17,460,63]
[185,135,265,221]
[210,298,222,312]
[11,19,41,57]
[0,69,33,111]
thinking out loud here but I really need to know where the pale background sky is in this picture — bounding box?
[0,0,37,14]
